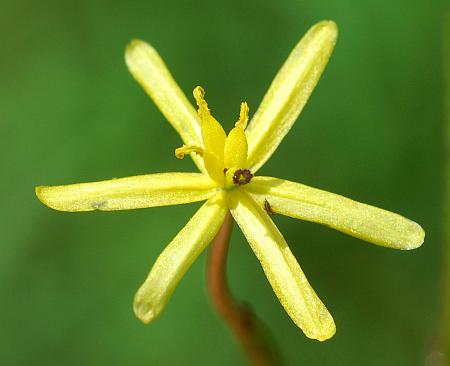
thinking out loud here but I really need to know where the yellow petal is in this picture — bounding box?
[228,190,336,341]
[125,40,205,172]
[246,21,338,172]
[246,176,425,250]
[224,126,248,169]
[36,173,217,212]
[134,192,227,323]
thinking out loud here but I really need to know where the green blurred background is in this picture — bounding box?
[1,0,448,365]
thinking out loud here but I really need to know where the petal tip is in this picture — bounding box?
[35,186,52,208]
[303,312,336,342]
[315,326,336,342]
[405,223,425,250]
[314,20,339,40]
[35,185,43,197]
[133,292,161,324]
[318,19,338,29]
[35,185,72,212]
[125,39,154,67]
[126,38,147,51]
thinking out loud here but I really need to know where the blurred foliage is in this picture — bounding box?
[0,0,448,365]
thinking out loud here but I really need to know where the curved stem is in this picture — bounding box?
[207,212,277,366]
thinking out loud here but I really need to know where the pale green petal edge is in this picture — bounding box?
[246,176,425,250]
[134,192,227,323]
[228,190,336,341]
[246,21,338,172]
[36,173,217,212]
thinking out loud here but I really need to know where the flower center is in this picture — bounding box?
[232,169,253,185]
[175,86,254,189]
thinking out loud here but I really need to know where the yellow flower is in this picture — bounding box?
[35,20,424,342]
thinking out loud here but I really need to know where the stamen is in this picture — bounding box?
[175,145,204,159]
[232,169,253,185]
[235,102,249,129]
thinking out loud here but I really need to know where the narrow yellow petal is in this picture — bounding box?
[224,126,248,169]
[134,192,227,323]
[125,40,205,172]
[228,190,336,341]
[246,21,338,172]
[36,173,217,212]
[246,177,425,250]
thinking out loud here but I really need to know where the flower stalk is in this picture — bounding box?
[207,212,278,366]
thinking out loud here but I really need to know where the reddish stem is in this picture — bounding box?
[207,212,277,366]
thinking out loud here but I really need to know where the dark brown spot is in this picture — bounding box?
[232,169,253,185]
[264,199,274,216]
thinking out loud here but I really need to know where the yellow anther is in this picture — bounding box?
[175,145,204,159]
[235,102,249,129]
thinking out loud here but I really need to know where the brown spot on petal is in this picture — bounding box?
[264,199,274,216]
